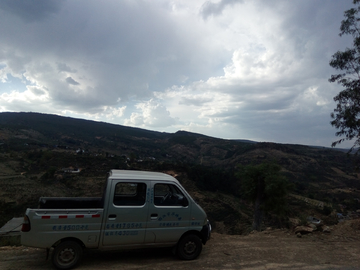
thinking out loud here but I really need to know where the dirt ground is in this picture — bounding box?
[1,220,360,270]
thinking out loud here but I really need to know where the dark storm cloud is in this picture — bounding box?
[0,0,218,111]
[66,77,79,86]
[0,0,63,22]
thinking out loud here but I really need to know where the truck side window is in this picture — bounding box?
[154,184,188,207]
[113,182,146,206]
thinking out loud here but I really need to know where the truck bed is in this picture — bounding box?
[38,197,103,209]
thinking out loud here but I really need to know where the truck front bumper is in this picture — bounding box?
[200,220,211,244]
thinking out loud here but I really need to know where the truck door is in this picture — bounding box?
[145,181,191,243]
[102,181,149,246]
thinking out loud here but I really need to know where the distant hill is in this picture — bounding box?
[0,112,359,233]
[233,139,258,144]
[0,112,259,167]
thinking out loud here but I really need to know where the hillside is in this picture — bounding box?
[0,112,359,233]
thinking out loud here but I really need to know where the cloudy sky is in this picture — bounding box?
[0,0,356,147]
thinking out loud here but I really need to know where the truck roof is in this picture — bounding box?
[109,170,179,183]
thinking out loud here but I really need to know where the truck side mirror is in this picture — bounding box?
[180,196,188,207]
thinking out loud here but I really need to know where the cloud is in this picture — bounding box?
[57,63,76,73]
[179,96,213,106]
[124,99,177,128]
[28,86,46,96]
[0,87,50,113]
[0,0,221,112]
[0,0,63,23]
[200,0,242,19]
[66,77,79,86]
[0,50,31,79]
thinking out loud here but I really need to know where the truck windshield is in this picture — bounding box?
[154,183,188,206]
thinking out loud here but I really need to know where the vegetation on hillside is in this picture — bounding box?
[236,162,292,231]
[0,112,359,233]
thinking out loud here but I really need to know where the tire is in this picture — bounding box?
[52,240,83,270]
[177,234,202,260]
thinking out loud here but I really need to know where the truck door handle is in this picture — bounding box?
[150,213,158,220]
[108,214,116,220]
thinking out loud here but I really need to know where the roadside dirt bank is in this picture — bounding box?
[1,220,360,270]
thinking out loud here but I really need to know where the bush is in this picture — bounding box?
[322,206,333,216]
[40,166,57,184]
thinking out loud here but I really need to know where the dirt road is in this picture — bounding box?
[1,221,360,270]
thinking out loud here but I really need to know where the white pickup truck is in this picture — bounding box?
[21,170,211,269]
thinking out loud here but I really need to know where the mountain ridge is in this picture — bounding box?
[0,112,359,234]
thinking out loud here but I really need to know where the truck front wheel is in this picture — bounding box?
[52,240,83,269]
[177,234,202,260]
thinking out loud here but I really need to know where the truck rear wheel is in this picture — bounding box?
[52,240,83,269]
[177,234,202,260]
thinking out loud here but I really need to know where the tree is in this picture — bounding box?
[329,0,360,152]
[236,162,290,231]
